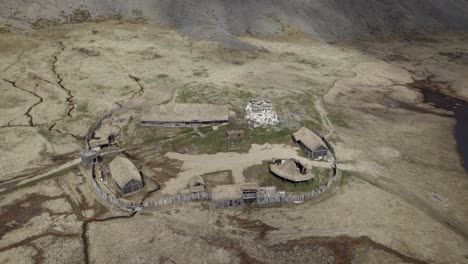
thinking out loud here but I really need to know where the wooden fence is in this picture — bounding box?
[85,105,142,150]
[254,173,338,205]
[91,176,212,212]
[86,106,340,211]
[210,136,339,209]
[91,168,339,211]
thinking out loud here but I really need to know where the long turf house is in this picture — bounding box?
[292,127,329,159]
[141,103,236,127]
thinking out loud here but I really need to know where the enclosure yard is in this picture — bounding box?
[244,161,333,192]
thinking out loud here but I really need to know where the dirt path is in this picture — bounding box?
[163,143,341,195]
[0,148,125,195]
[0,158,81,195]
[314,97,336,138]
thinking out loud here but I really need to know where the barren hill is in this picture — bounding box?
[2,0,468,45]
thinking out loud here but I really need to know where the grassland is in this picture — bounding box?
[123,116,294,154]
[186,124,293,154]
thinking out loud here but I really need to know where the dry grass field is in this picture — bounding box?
[0,21,467,264]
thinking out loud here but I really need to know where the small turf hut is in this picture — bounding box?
[109,156,143,195]
[292,127,328,159]
[140,103,235,127]
[179,175,206,194]
[269,158,314,184]
[211,183,260,208]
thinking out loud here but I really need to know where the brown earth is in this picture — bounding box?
[0,22,467,264]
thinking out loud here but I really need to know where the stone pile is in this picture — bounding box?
[245,99,279,127]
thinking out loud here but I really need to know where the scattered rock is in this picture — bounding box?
[432,192,445,202]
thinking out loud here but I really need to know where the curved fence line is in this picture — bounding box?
[90,148,339,212]
[85,105,142,150]
[211,169,340,209]
[253,172,339,205]
[91,164,212,212]
[85,106,340,211]
[91,171,338,212]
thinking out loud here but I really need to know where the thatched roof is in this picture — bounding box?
[269,159,315,182]
[211,183,258,201]
[141,103,230,123]
[109,156,142,188]
[292,127,327,151]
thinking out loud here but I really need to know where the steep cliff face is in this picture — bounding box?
[1,0,468,42]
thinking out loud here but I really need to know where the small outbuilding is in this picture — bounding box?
[187,175,205,188]
[211,185,243,208]
[80,150,97,166]
[211,183,259,208]
[179,175,206,194]
[292,127,328,159]
[109,156,143,195]
[269,158,314,184]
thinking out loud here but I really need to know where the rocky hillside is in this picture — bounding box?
[1,0,468,44]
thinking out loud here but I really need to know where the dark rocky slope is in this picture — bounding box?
[1,0,468,45]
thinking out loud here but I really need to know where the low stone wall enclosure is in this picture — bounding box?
[84,105,340,212]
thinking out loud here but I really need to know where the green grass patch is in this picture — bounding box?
[176,84,201,103]
[174,82,254,115]
[328,111,349,128]
[340,170,353,186]
[187,124,293,154]
[134,123,294,155]
[76,102,89,113]
[123,118,194,147]
[275,92,323,131]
